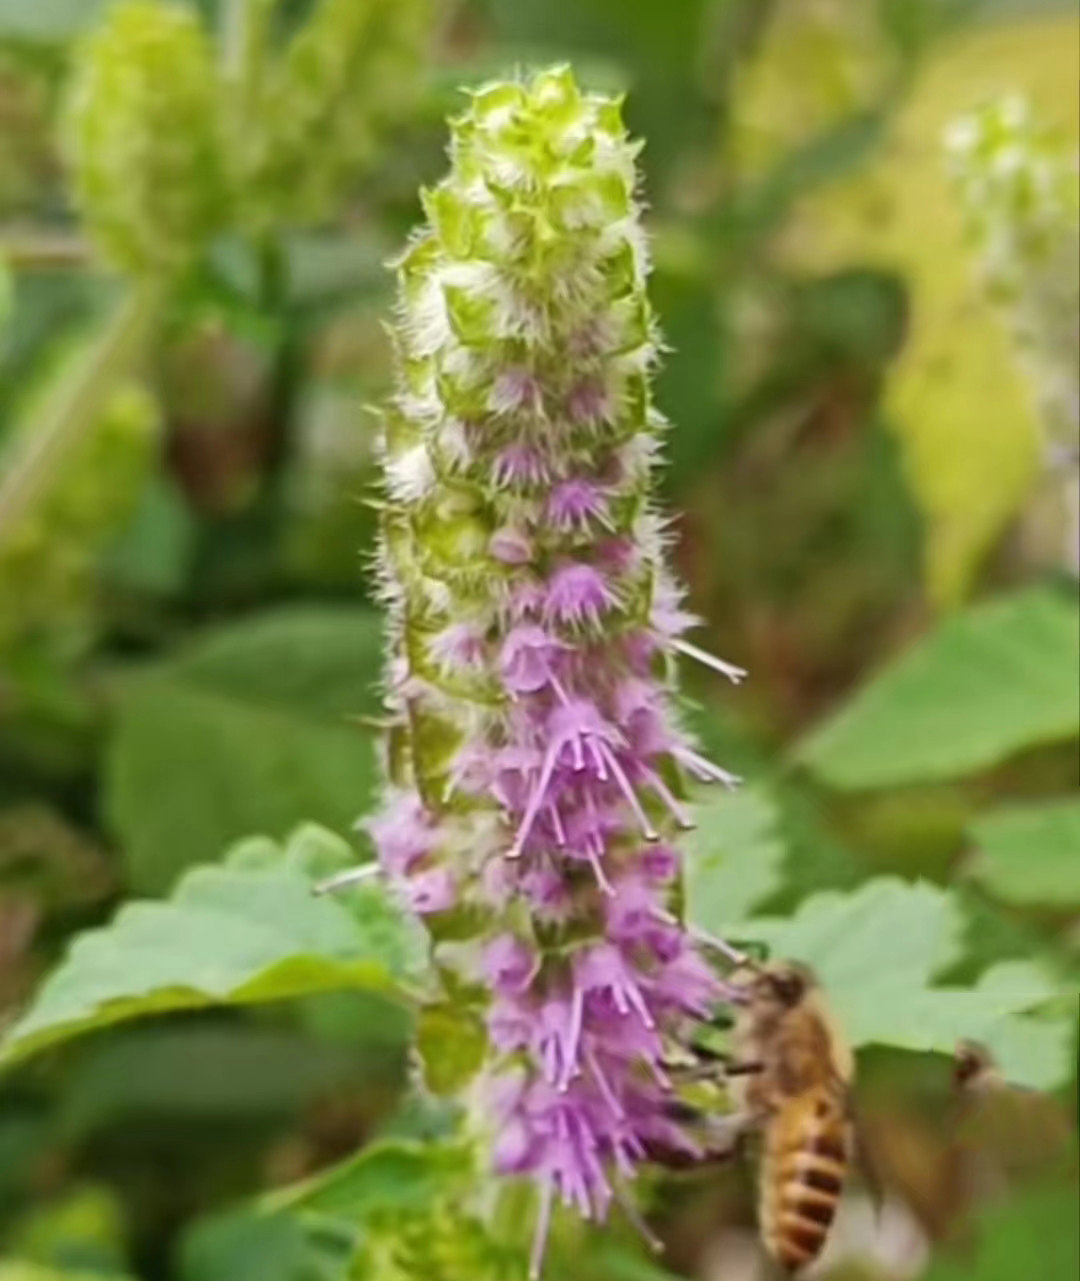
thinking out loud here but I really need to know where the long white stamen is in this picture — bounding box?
[529,1179,555,1281]
[674,639,747,684]
[642,767,695,828]
[615,1185,665,1255]
[688,924,751,968]
[313,864,381,895]
[673,746,741,789]
[588,848,615,896]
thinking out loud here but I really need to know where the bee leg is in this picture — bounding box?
[848,1102,886,1220]
[661,1100,708,1125]
[661,1040,727,1079]
[689,1038,730,1061]
[724,1059,765,1078]
[662,1061,724,1084]
[660,1101,747,1162]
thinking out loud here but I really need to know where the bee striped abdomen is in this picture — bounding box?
[761,1109,849,1273]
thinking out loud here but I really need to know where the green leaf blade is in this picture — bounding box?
[263,1138,468,1221]
[0,827,423,1070]
[967,799,1080,907]
[740,879,1074,1087]
[105,608,386,893]
[796,588,1080,789]
[684,785,788,934]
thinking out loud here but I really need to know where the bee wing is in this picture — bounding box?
[847,1097,887,1218]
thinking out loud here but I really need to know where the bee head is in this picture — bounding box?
[954,1039,994,1089]
[757,960,815,1008]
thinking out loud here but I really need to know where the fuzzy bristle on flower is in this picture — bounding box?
[363,65,744,1275]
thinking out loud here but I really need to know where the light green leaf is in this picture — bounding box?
[262,1138,469,1222]
[796,588,1080,789]
[967,962,1078,1089]
[741,879,1073,1086]
[105,608,386,892]
[0,826,423,1069]
[966,799,1080,908]
[685,785,787,934]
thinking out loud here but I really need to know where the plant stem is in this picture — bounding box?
[0,281,161,547]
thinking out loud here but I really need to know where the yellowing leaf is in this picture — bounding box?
[781,14,1080,604]
[730,0,895,178]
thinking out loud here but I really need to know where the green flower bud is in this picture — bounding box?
[234,0,429,229]
[355,1201,520,1281]
[946,96,1079,441]
[946,96,1079,572]
[65,2,227,276]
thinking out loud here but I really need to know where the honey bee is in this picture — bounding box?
[658,956,856,1275]
[730,959,855,1273]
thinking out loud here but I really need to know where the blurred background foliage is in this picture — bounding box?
[0,1,1076,1279]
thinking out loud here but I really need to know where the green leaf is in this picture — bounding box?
[179,1209,351,1281]
[105,475,195,597]
[57,1019,406,1139]
[921,1183,1079,1281]
[684,785,787,934]
[5,1184,129,1277]
[105,607,386,892]
[796,588,1080,789]
[262,1138,468,1222]
[0,825,423,1069]
[966,799,1080,908]
[578,1247,683,1281]
[741,878,1074,1087]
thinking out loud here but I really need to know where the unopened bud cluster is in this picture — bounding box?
[946,96,1080,570]
[65,0,427,274]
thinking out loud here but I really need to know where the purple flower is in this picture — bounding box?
[358,67,749,1277]
[544,563,618,629]
[500,625,565,695]
[547,479,611,533]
